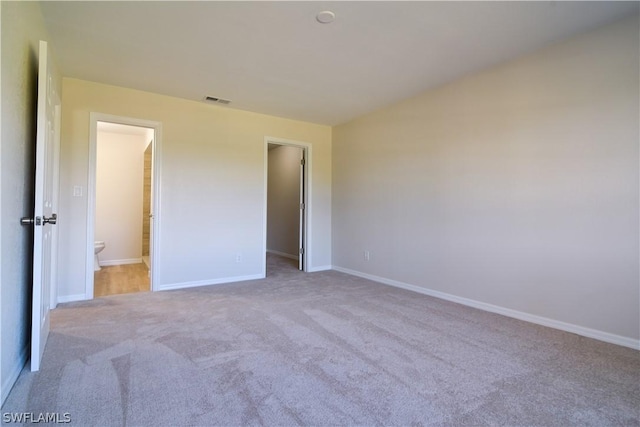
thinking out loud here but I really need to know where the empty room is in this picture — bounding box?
[1,1,638,425]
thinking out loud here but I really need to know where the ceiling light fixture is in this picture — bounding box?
[316,11,335,24]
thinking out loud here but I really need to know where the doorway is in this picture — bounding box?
[264,137,310,274]
[87,113,162,299]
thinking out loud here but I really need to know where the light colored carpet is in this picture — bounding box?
[2,254,639,426]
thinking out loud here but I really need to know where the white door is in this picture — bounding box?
[27,41,60,371]
[298,150,305,271]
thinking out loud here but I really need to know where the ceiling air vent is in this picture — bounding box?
[204,96,231,105]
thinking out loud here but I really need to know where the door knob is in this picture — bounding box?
[21,214,56,226]
[43,213,57,225]
[20,217,34,225]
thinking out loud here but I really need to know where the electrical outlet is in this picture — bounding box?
[235,253,242,263]
[364,251,370,261]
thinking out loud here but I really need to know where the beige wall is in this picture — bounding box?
[267,145,302,257]
[333,16,639,343]
[0,1,59,404]
[58,79,332,298]
[96,131,147,264]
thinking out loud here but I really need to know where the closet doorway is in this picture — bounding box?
[87,114,162,298]
[264,137,310,274]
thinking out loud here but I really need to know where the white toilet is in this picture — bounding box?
[94,241,106,271]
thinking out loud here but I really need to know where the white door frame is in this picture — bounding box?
[263,136,311,274]
[86,113,162,298]
[50,103,62,309]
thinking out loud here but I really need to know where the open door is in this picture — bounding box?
[21,41,60,371]
[298,151,305,271]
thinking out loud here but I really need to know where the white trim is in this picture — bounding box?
[158,274,264,292]
[0,2,3,406]
[87,113,162,300]
[1,345,28,405]
[50,102,62,310]
[99,258,143,267]
[267,249,299,261]
[308,265,333,272]
[333,266,640,350]
[264,136,312,273]
[87,116,97,299]
[150,125,162,291]
[57,294,87,304]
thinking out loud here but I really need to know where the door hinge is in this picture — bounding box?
[300,203,305,210]
[301,158,305,166]
[299,247,304,255]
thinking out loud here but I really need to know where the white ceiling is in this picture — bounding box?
[40,1,638,126]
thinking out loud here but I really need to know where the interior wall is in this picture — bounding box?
[0,1,58,404]
[332,16,639,343]
[58,79,332,299]
[267,145,302,258]
[96,131,147,264]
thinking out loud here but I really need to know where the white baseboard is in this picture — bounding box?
[308,265,332,272]
[267,249,299,261]
[158,273,264,292]
[100,258,142,267]
[1,345,28,406]
[333,266,640,350]
[57,293,87,304]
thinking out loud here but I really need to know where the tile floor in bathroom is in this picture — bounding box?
[94,263,150,297]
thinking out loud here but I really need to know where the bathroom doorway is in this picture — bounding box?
[86,113,162,299]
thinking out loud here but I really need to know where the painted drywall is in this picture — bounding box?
[58,79,331,298]
[0,1,59,404]
[96,131,147,264]
[267,145,302,258]
[333,16,640,343]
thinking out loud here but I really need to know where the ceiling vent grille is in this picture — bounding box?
[204,96,231,105]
